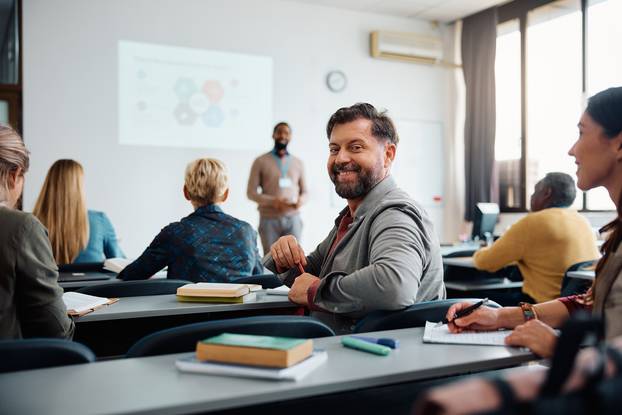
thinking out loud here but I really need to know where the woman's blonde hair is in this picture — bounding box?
[184,158,228,206]
[0,124,29,204]
[33,159,89,265]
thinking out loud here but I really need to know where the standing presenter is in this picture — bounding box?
[247,122,307,254]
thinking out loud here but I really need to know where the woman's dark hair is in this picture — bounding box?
[326,103,399,145]
[588,87,622,276]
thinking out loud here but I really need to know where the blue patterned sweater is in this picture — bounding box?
[118,205,263,282]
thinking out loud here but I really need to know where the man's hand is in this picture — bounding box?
[271,197,291,213]
[505,319,558,357]
[270,235,307,271]
[288,273,320,306]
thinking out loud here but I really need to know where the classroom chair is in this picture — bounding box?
[353,298,502,333]
[126,315,335,357]
[0,338,96,373]
[560,259,598,297]
[75,279,189,297]
[226,273,283,289]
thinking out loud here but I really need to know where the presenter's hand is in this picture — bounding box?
[272,197,291,213]
[288,273,320,306]
[446,302,501,333]
[505,319,557,358]
[270,235,307,272]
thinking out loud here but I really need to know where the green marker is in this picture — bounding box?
[341,336,391,356]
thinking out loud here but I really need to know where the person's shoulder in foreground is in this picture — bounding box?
[0,124,74,340]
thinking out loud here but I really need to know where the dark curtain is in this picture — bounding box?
[462,8,498,221]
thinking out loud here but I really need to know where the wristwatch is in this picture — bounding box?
[519,302,537,321]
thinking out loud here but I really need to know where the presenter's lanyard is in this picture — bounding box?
[271,151,291,179]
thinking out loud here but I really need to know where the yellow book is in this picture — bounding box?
[176,293,257,304]
[176,283,250,298]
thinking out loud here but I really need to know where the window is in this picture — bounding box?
[494,0,619,212]
[495,19,522,210]
[526,0,582,209]
[584,0,621,211]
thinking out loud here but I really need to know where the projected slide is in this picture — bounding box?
[118,41,273,150]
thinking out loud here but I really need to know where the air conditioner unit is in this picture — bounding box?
[370,31,443,65]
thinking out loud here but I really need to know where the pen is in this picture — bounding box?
[437,298,489,327]
[297,263,305,274]
[351,335,399,349]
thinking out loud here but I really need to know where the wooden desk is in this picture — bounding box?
[0,327,535,415]
[74,292,299,357]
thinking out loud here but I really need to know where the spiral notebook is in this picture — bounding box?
[423,321,512,346]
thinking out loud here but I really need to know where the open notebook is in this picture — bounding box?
[62,292,118,316]
[423,321,512,346]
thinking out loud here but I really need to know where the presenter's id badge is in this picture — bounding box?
[279,177,293,188]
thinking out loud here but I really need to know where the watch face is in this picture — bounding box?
[326,70,347,92]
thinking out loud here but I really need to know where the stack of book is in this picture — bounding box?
[175,333,327,381]
[176,283,261,303]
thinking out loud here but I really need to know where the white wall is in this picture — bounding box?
[22,0,447,257]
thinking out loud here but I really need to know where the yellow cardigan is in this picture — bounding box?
[473,208,600,303]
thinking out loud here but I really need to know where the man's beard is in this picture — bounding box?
[329,162,382,199]
[274,140,288,152]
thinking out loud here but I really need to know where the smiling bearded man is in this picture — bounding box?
[262,103,445,334]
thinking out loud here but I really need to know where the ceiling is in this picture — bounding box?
[282,0,510,22]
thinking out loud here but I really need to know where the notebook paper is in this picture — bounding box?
[423,321,512,346]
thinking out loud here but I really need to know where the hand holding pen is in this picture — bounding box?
[445,298,501,333]
[269,235,307,273]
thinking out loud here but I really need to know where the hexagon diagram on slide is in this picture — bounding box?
[201,105,225,127]
[174,78,197,101]
[172,78,227,128]
[174,102,197,125]
[202,80,224,103]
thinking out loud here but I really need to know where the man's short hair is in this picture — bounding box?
[326,103,399,145]
[184,158,228,205]
[273,122,290,134]
[541,172,576,208]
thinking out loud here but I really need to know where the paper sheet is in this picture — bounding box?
[266,286,290,296]
[423,321,511,346]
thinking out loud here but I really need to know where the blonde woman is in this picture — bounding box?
[0,125,73,339]
[33,159,124,265]
[118,158,263,282]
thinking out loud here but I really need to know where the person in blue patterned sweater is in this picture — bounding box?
[118,158,263,282]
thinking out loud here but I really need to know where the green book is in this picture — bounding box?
[201,333,307,350]
[176,293,256,304]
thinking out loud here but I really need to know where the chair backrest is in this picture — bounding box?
[353,298,502,333]
[126,315,335,358]
[561,259,598,297]
[0,338,95,373]
[75,279,189,297]
[226,273,283,289]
